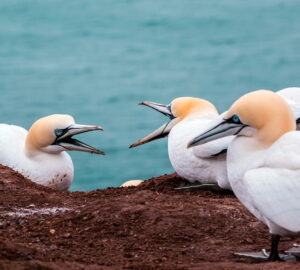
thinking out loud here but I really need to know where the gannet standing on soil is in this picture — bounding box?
[0,114,105,190]
[189,90,300,261]
[130,97,233,189]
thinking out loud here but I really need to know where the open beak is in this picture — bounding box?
[129,101,177,148]
[187,115,246,148]
[54,124,106,155]
[139,101,174,119]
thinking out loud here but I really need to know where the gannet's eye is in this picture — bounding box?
[55,129,64,137]
[232,114,240,123]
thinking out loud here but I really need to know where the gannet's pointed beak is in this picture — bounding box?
[139,101,175,119]
[129,119,177,148]
[54,124,106,155]
[188,114,247,148]
[129,101,177,148]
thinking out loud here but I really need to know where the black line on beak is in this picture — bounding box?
[139,102,175,120]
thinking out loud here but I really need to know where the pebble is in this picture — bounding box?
[121,180,143,187]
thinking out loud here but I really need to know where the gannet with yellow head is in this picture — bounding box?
[130,97,234,189]
[0,114,105,190]
[189,90,300,261]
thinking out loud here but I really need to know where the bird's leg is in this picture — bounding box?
[234,234,294,261]
[267,234,282,261]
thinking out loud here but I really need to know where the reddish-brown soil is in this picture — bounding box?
[0,165,299,269]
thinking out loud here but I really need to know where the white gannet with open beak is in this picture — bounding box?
[0,114,105,190]
[189,90,300,261]
[129,97,234,189]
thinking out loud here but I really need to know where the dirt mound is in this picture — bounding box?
[0,165,299,269]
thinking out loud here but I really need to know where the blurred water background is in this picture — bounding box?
[0,0,300,190]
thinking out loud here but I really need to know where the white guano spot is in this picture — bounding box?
[2,207,71,218]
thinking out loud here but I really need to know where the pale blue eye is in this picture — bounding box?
[55,129,64,137]
[232,114,240,123]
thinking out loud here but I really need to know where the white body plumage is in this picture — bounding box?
[168,112,233,189]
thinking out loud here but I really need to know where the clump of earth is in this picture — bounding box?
[0,165,298,269]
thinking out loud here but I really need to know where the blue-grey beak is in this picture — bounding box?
[188,116,246,148]
[129,101,176,148]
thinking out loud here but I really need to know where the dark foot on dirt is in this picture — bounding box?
[234,250,296,262]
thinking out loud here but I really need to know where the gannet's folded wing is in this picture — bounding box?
[192,136,234,158]
[244,168,300,233]
[244,132,300,233]
[0,124,28,167]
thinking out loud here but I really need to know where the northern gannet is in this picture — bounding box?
[0,114,105,190]
[129,97,233,189]
[189,90,300,261]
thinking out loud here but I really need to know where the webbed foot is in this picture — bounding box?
[234,249,295,262]
[285,244,300,260]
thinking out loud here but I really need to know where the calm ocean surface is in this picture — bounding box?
[0,0,300,190]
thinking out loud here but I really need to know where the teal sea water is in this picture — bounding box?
[0,0,300,190]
